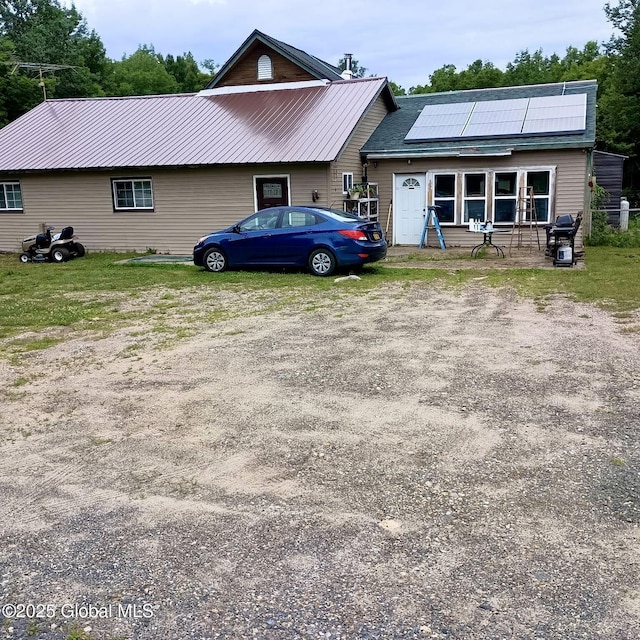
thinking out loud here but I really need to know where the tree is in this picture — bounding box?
[0,0,108,123]
[603,0,640,203]
[388,80,406,96]
[157,51,210,92]
[107,46,179,96]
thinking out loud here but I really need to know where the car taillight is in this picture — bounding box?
[338,229,368,240]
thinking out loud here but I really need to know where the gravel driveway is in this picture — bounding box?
[1,280,639,639]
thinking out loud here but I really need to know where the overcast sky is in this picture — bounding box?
[67,0,614,89]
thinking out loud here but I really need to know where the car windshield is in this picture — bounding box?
[312,207,363,223]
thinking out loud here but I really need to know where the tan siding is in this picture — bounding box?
[1,165,331,254]
[217,43,317,87]
[328,96,389,209]
[366,150,588,247]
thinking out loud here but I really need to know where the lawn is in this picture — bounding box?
[0,246,639,353]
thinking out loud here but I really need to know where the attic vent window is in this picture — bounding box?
[257,55,273,80]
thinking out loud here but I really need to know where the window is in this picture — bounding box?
[494,172,518,223]
[112,179,153,210]
[433,174,456,223]
[342,173,354,195]
[257,55,273,80]
[282,210,319,228]
[0,182,23,210]
[463,173,486,222]
[526,171,551,223]
[239,209,281,232]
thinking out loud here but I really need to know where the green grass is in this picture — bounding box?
[0,247,639,356]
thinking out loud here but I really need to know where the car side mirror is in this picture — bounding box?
[232,225,241,233]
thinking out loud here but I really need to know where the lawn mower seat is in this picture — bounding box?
[35,231,52,249]
[58,226,74,240]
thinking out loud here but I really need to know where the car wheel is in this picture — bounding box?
[203,247,227,272]
[19,253,30,263]
[50,247,70,263]
[308,248,336,277]
[74,243,86,257]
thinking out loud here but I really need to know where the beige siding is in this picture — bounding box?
[366,150,588,247]
[328,96,389,208]
[1,165,330,254]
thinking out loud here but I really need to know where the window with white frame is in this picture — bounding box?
[433,174,456,223]
[526,170,551,223]
[463,173,486,223]
[342,172,354,195]
[494,172,518,223]
[112,179,154,210]
[0,181,23,210]
[257,55,273,80]
[491,169,553,224]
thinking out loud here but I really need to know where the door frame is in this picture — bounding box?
[393,172,427,245]
[253,174,291,211]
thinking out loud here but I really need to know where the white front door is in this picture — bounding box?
[394,174,426,245]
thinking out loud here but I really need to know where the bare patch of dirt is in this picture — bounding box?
[0,282,639,639]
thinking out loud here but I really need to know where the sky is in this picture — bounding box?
[66,0,614,90]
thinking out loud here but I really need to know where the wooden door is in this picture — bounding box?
[256,177,289,210]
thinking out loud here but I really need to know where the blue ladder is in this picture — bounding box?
[419,206,446,250]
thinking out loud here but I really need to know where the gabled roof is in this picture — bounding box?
[362,80,597,159]
[206,29,343,89]
[0,78,390,172]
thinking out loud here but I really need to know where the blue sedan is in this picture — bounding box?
[193,206,387,276]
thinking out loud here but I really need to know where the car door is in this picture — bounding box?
[230,209,283,264]
[273,209,322,265]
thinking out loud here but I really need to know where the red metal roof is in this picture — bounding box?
[0,78,389,171]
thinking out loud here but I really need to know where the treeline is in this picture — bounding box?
[1,0,640,202]
[0,0,216,126]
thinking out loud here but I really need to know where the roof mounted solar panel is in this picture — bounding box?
[521,93,587,134]
[462,97,528,138]
[405,102,473,141]
[403,92,588,142]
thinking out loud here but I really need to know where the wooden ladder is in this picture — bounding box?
[509,186,541,255]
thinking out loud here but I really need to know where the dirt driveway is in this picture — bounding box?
[1,280,639,639]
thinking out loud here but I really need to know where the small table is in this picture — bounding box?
[468,228,508,258]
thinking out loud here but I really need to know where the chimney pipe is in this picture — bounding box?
[341,53,353,80]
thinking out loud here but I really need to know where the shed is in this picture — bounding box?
[593,150,627,226]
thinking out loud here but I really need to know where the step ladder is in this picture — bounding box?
[509,186,541,255]
[419,206,446,250]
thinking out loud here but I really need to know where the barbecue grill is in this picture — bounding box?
[544,214,582,267]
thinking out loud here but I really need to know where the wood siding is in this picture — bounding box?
[329,96,390,209]
[1,165,330,254]
[366,149,589,247]
[217,43,317,87]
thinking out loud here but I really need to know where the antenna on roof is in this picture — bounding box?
[2,61,76,101]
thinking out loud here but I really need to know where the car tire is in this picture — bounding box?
[203,247,227,272]
[308,248,336,277]
[19,253,30,263]
[50,247,70,263]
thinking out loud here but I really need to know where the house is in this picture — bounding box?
[0,30,397,253]
[362,80,597,247]
[0,30,596,254]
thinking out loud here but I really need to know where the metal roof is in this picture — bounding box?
[363,80,597,158]
[0,78,389,172]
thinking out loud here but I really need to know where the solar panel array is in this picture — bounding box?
[405,93,587,142]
